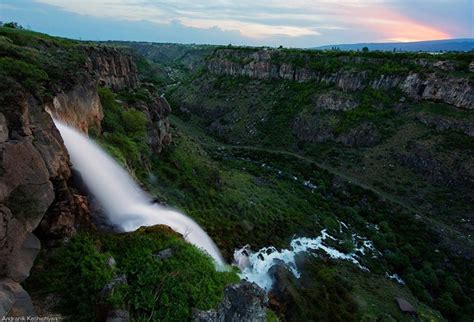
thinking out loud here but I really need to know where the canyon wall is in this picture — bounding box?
[206,49,474,109]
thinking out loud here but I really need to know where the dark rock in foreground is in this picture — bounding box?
[193,281,268,322]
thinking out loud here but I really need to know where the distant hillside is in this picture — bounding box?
[314,38,474,52]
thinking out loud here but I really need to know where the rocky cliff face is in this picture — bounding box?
[47,46,139,134]
[207,49,474,109]
[46,81,103,134]
[0,44,152,317]
[132,90,172,154]
[0,87,80,316]
[84,46,139,91]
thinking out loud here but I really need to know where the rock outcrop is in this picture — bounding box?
[193,281,268,322]
[0,278,35,317]
[84,46,139,91]
[46,81,103,134]
[0,89,82,316]
[293,115,380,148]
[133,92,172,154]
[47,46,139,133]
[207,49,474,109]
[395,141,473,188]
[315,91,358,111]
[416,112,474,136]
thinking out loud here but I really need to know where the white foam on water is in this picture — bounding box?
[234,229,371,291]
[386,272,405,285]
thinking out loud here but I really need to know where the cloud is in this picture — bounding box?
[345,3,452,42]
[6,0,470,46]
[34,0,168,22]
[34,0,322,38]
[179,18,320,38]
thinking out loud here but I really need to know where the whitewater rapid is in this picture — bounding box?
[54,120,225,267]
[234,229,375,290]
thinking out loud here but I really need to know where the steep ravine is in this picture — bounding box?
[164,46,473,320]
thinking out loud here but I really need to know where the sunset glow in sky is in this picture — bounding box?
[0,0,472,47]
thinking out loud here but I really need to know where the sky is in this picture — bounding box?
[0,0,472,47]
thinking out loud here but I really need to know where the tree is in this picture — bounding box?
[362,46,369,53]
[3,22,23,29]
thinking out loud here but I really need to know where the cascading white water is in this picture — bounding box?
[54,120,225,267]
[234,229,375,290]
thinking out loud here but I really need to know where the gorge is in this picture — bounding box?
[0,26,473,321]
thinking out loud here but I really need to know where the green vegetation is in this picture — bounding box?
[92,107,451,319]
[27,234,114,321]
[164,47,473,319]
[335,89,400,134]
[210,46,474,77]
[0,57,48,92]
[6,28,471,321]
[135,56,169,87]
[145,124,325,252]
[28,228,238,321]
[96,87,150,175]
[140,117,462,320]
[0,26,87,99]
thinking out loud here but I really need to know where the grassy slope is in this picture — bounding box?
[0,26,91,101]
[27,227,238,321]
[168,75,473,228]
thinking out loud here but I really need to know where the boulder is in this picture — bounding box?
[106,256,117,269]
[267,262,301,320]
[106,310,130,322]
[0,278,35,317]
[100,274,128,300]
[395,297,416,315]
[98,275,128,322]
[193,281,268,322]
[7,233,40,283]
[315,91,358,111]
[153,248,174,260]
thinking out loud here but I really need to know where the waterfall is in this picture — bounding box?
[54,120,225,267]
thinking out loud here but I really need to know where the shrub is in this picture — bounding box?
[97,87,151,172]
[27,235,114,321]
[0,57,48,91]
[28,231,239,321]
[123,109,147,135]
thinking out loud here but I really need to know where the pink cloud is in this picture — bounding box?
[352,4,451,42]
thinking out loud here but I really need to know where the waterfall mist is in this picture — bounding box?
[54,120,225,267]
